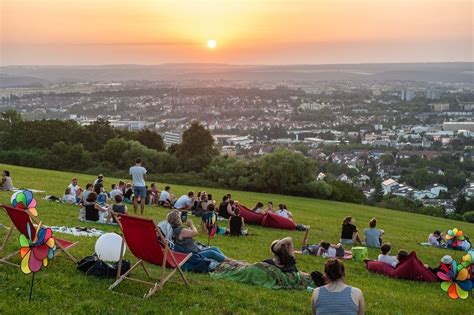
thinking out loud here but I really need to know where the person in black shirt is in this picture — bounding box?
[226,207,247,236]
[340,216,362,245]
[218,195,236,219]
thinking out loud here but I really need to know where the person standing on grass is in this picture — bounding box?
[129,158,147,215]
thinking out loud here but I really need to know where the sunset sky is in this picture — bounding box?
[1,0,472,65]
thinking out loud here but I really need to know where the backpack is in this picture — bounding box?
[77,255,130,278]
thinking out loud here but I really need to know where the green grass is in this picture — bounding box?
[0,164,472,314]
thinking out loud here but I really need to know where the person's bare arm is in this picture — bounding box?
[179,220,198,238]
[302,227,310,247]
[241,217,245,230]
[311,288,319,315]
[358,289,365,315]
[279,237,294,255]
[227,204,236,216]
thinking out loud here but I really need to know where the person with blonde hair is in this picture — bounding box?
[167,210,231,263]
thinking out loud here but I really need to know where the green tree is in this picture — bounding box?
[175,122,218,172]
[134,129,165,151]
[204,155,250,189]
[251,148,316,194]
[371,179,384,202]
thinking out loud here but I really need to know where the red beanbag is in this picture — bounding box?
[365,252,438,282]
[261,212,297,230]
[392,252,438,282]
[237,205,264,225]
[366,260,395,276]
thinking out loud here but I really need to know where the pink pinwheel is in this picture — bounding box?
[11,190,38,217]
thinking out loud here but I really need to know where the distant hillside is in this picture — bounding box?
[1,62,472,83]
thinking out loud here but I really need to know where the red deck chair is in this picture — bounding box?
[109,213,192,299]
[0,205,78,267]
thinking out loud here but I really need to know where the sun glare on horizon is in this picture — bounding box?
[207,39,217,49]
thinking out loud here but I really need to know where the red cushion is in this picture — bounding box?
[392,252,438,282]
[237,205,264,225]
[366,260,395,276]
[366,252,438,282]
[261,212,296,230]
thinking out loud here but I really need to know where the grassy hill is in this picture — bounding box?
[0,164,472,314]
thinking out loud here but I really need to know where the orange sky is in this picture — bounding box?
[1,0,472,65]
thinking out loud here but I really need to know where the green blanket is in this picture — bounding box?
[211,262,312,290]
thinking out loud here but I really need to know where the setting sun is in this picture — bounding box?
[207,39,217,49]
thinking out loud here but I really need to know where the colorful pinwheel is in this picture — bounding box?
[11,190,38,216]
[437,257,472,299]
[19,222,56,274]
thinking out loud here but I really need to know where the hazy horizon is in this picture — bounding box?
[1,0,473,66]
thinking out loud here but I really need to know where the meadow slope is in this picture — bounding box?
[0,164,472,314]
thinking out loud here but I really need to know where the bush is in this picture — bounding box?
[463,211,474,223]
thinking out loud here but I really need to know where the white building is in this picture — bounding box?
[427,184,448,197]
[163,131,182,146]
[227,135,254,146]
[382,178,398,195]
[443,121,474,132]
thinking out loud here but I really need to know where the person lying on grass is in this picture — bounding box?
[311,259,365,315]
[300,228,346,258]
[212,237,325,290]
[167,210,233,264]
[340,216,362,245]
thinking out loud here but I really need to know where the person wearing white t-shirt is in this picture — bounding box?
[109,184,123,200]
[68,177,81,203]
[378,243,398,267]
[277,203,293,220]
[174,191,195,221]
[159,185,172,207]
[129,158,147,215]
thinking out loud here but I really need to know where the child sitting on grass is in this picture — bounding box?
[109,195,128,223]
[428,230,446,247]
[378,243,398,267]
[62,188,76,204]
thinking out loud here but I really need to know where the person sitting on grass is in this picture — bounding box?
[81,183,94,203]
[149,182,159,205]
[81,192,109,223]
[109,183,123,200]
[62,188,76,204]
[218,194,236,219]
[174,191,196,220]
[158,185,172,207]
[0,170,13,191]
[363,218,384,248]
[109,195,128,223]
[123,182,133,203]
[167,210,232,263]
[201,203,217,234]
[277,204,293,220]
[226,206,247,236]
[340,216,362,245]
[428,230,445,247]
[67,177,81,203]
[252,202,265,214]
[378,243,398,267]
[207,194,215,206]
[96,183,108,207]
[311,259,365,315]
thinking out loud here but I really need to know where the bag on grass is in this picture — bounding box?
[351,247,368,261]
[77,255,130,278]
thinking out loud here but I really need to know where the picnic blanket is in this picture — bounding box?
[13,188,45,193]
[48,226,105,237]
[211,261,312,290]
